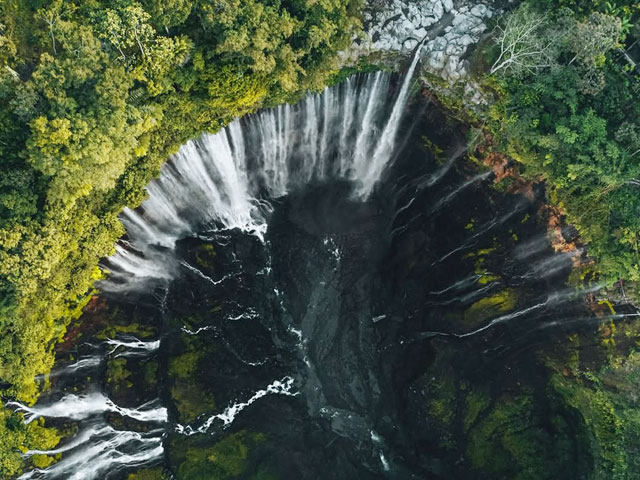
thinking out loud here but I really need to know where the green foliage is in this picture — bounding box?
[170,380,216,424]
[475,4,640,475]
[463,289,517,326]
[194,243,216,268]
[484,0,640,287]
[0,0,363,475]
[168,348,215,423]
[143,359,158,387]
[466,393,580,480]
[533,0,640,20]
[0,408,60,478]
[463,387,491,433]
[426,372,456,428]
[545,322,640,479]
[551,373,627,478]
[96,320,155,340]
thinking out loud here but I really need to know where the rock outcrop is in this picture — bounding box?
[349,0,496,83]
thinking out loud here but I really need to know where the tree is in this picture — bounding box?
[35,0,70,56]
[566,12,622,94]
[135,35,193,96]
[490,4,559,77]
[143,0,193,30]
[93,2,155,61]
[0,23,16,67]
[568,12,622,68]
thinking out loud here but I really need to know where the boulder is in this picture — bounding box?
[433,0,444,19]
[470,4,488,17]
[428,51,446,70]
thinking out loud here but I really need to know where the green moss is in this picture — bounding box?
[143,360,158,387]
[466,393,558,479]
[423,137,444,162]
[464,289,517,326]
[96,322,155,340]
[550,374,626,478]
[127,467,168,479]
[328,59,383,87]
[175,431,267,480]
[106,358,132,392]
[466,247,498,276]
[424,369,457,450]
[477,274,500,285]
[598,299,616,315]
[463,388,491,433]
[426,375,456,427]
[170,380,216,424]
[169,351,201,379]
[195,244,216,269]
[249,465,279,480]
[566,334,581,374]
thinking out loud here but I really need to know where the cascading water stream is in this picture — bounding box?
[102,47,425,291]
[17,425,164,480]
[9,335,166,480]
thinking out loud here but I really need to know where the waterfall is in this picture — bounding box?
[10,335,167,480]
[37,356,102,380]
[18,424,164,480]
[8,393,168,424]
[21,49,427,480]
[363,40,425,192]
[102,51,424,290]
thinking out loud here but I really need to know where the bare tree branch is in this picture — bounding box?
[490,5,559,77]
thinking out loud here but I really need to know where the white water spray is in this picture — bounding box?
[103,50,425,290]
[105,336,161,357]
[8,393,167,424]
[176,376,298,435]
[18,424,164,480]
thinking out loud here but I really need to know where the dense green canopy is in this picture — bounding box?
[485,1,640,289]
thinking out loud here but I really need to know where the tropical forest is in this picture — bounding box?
[0,0,640,478]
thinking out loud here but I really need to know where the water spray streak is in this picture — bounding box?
[179,260,240,286]
[429,274,484,296]
[37,356,102,379]
[434,201,528,265]
[8,393,168,424]
[428,171,492,215]
[105,336,160,357]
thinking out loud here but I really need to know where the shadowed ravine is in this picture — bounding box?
[10,56,606,479]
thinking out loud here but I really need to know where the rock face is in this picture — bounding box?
[352,0,496,83]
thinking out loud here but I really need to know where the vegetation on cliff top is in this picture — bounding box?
[483,0,640,291]
[0,0,361,476]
